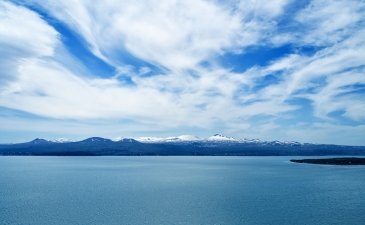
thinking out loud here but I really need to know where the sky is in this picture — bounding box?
[0,0,365,145]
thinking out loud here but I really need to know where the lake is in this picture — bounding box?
[0,156,364,225]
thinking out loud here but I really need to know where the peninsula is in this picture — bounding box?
[290,157,365,165]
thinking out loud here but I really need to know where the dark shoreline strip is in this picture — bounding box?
[290,157,365,165]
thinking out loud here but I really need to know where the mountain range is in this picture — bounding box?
[1,134,364,156]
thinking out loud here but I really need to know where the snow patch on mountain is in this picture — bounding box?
[43,134,303,145]
[135,137,165,143]
[176,135,200,141]
[136,135,200,143]
[50,138,73,143]
[239,138,263,143]
[207,134,237,142]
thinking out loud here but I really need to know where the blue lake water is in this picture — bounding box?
[0,156,364,225]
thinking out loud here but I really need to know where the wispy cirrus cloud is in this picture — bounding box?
[21,0,245,71]
[0,0,364,145]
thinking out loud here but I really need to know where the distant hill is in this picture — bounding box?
[1,134,365,156]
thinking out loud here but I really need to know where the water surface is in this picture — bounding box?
[0,156,364,225]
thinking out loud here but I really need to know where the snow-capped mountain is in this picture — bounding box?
[33,135,303,146]
[135,134,270,144]
[67,133,304,145]
[136,135,200,143]
[2,135,364,156]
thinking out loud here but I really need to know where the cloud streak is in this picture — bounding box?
[0,0,364,145]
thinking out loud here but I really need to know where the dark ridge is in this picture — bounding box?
[29,138,51,144]
[1,138,365,156]
[116,138,139,143]
[79,137,113,143]
[290,157,365,165]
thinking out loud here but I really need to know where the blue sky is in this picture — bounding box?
[0,0,365,145]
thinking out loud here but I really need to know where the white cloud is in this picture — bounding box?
[0,1,59,87]
[1,0,365,144]
[23,0,293,71]
[308,70,365,121]
[243,26,365,122]
[23,0,242,71]
[237,0,290,21]
[0,1,59,57]
[295,0,364,46]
